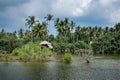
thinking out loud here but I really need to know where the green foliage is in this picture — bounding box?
[3,53,11,61]
[19,52,28,61]
[18,28,24,39]
[114,23,120,32]
[68,43,75,54]
[33,22,48,41]
[48,34,54,42]
[0,34,18,53]
[1,15,120,57]
[75,40,90,49]
[54,18,75,37]
[12,42,53,61]
[40,47,53,58]
[53,35,68,54]
[53,42,67,54]
[92,32,120,54]
[64,53,72,63]
[0,54,2,60]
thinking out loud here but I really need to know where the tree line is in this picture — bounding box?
[0,14,120,55]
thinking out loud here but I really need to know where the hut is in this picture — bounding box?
[40,41,53,49]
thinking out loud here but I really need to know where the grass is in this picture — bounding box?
[10,42,54,61]
[0,45,120,62]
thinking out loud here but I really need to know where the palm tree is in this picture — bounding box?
[54,18,63,36]
[55,18,75,38]
[25,16,38,28]
[13,30,17,38]
[24,30,31,42]
[64,18,69,37]
[105,27,109,33]
[114,23,120,32]
[18,28,23,39]
[69,21,75,42]
[75,26,81,41]
[0,29,5,37]
[44,14,53,21]
[26,16,38,42]
[34,22,48,40]
[70,21,75,31]
[44,14,54,41]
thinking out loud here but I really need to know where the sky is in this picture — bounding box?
[0,0,120,35]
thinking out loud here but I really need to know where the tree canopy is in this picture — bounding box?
[0,15,120,55]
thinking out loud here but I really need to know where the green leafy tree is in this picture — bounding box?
[114,23,120,32]
[18,28,24,39]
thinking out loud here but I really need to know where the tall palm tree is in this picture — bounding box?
[26,16,38,28]
[26,16,38,42]
[44,14,53,21]
[114,23,120,32]
[13,30,17,38]
[44,14,53,41]
[55,18,75,38]
[0,29,5,37]
[18,28,23,39]
[70,21,75,30]
[54,18,63,36]
[34,22,48,40]
[69,21,75,42]
[64,18,69,37]
[75,26,81,41]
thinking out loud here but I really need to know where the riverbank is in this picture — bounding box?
[93,54,120,59]
[0,54,120,62]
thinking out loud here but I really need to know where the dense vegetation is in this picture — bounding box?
[0,14,120,61]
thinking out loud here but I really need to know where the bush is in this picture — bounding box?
[18,51,28,60]
[40,47,53,58]
[64,53,72,63]
[3,53,10,61]
[75,40,90,49]
[12,42,53,61]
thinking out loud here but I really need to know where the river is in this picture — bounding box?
[0,58,120,80]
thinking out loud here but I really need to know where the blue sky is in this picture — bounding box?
[0,0,120,35]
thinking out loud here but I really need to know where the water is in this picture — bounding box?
[0,59,120,80]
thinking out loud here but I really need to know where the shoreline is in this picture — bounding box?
[0,55,120,62]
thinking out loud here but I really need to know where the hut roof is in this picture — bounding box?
[40,41,53,49]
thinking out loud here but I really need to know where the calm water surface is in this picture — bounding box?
[0,59,120,80]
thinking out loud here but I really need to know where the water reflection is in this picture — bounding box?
[0,59,120,80]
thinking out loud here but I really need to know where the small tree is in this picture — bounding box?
[64,53,72,63]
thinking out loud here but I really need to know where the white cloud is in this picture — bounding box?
[73,8,83,17]
[99,0,117,6]
[52,0,92,17]
[97,0,120,23]
[109,9,120,23]
[22,0,48,16]
[1,0,119,22]
[0,0,120,33]
[1,0,93,21]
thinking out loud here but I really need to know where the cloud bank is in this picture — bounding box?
[0,0,120,33]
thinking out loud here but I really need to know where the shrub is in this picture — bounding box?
[12,48,19,56]
[0,53,2,58]
[12,42,53,61]
[19,52,28,61]
[40,47,53,58]
[75,40,90,49]
[64,53,72,63]
[3,53,10,61]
